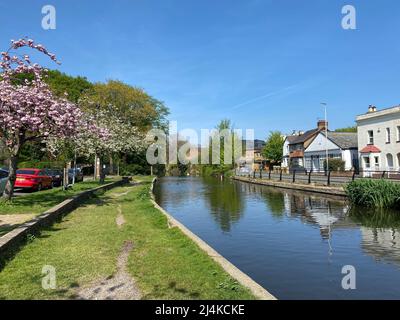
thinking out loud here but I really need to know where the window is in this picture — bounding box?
[397,126,400,142]
[364,157,370,169]
[368,130,374,144]
[0,170,8,179]
[387,153,394,169]
[374,156,380,168]
[386,128,391,143]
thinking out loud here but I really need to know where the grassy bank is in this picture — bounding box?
[345,179,400,209]
[0,178,117,215]
[0,178,118,237]
[0,178,255,300]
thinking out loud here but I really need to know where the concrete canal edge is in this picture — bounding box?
[0,178,131,259]
[233,176,347,197]
[150,178,277,301]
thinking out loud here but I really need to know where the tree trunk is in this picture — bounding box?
[109,154,114,175]
[3,155,18,201]
[99,156,106,184]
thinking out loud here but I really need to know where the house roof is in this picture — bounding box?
[356,105,400,121]
[360,145,381,153]
[242,139,265,151]
[322,132,358,149]
[289,129,319,144]
[285,135,298,143]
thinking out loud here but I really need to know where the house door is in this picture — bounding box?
[312,156,320,172]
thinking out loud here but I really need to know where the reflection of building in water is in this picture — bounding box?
[283,192,354,240]
[361,228,400,265]
[239,182,356,240]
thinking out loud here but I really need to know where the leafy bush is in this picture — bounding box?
[324,158,345,172]
[345,179,400,209]
[119,163,149,176]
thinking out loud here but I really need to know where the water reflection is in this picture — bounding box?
[240,182,353,240]
[350,208,400,265]
[154,177,400,299]
[202,177,244,232]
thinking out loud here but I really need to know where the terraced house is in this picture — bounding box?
[356,105,400,174]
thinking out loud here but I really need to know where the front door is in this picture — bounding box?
[312,156,320,172]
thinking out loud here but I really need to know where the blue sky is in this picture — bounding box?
[1,0,400,139]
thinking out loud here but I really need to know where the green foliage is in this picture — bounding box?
[324,158,345,172]
[44,70,94,104]
[345,179,400,209]
[18,141,47,163]
[17,160,64,169]
[335,126,357,133]
[84,80,169,131]
[120,163,149,176]
[262,131,284,164]
[200,119,239,177]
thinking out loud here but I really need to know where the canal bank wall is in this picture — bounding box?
[233,176,347,197]
[150,178,277,301]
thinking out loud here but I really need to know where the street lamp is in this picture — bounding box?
[321,103,328,174]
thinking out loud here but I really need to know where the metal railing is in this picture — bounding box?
[236,168,400,186]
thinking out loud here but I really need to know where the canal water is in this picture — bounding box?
[153,176,400,299]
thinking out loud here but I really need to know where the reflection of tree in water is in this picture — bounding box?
[349,206,400,228]
[203,177,244,232]
[260,189,285,217]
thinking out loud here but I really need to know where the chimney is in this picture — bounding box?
[317,120,328,131]
[368,105,377,113]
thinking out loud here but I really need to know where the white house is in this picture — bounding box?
[304,132,358,172]
[356,105,400,173]
[282,134,298,168]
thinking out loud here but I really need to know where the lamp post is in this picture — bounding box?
[321,103,328,174]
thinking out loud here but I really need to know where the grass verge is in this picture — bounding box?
[0,178,117,236]
[0,178,255,300]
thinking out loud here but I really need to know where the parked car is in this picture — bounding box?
[0,169,8,195]
[15,169,53,191]
[68,168,84,184]
[45,168,64,187]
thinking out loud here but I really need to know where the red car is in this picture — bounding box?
[15,169,53,191]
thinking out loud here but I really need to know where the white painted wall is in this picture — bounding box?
[304,132,356,171]
[305,132,339,152]
[357,108,400,171]
[282,139,291,168]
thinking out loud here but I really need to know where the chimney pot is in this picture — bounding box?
[368,105,377,113]
[317,120,328,130]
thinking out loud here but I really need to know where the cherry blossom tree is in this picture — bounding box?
[47,110,144,183]
[75,110,145,182]
[0,38,83,200]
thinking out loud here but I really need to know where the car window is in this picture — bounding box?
[0,170,8,179]
[16,170,37,175]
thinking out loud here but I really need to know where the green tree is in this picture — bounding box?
[83,80,169,131]
[262,131,284,164]
[44,70,94,104]
[335,126,357,133]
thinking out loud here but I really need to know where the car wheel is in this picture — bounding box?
[37,184,42,192]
